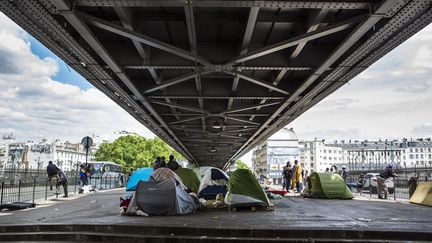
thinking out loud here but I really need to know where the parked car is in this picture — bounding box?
[360,173,394,194]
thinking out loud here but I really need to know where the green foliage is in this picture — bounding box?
[235,159,249,169]
[94,135,184,171]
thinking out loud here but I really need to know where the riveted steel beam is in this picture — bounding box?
[74,0,373,9]
[228,14,364,64]
[77,11,211,66]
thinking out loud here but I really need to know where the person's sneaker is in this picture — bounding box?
[62,196,68,198]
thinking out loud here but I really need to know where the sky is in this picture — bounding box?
[0,12,431,166]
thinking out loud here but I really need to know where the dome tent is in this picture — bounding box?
[305,172,353,199]
[225,169,270,208]
[126,168,153,191]
[198,167,229,199]
[174,168,201,193]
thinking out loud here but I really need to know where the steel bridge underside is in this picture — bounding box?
[1,0,431,168]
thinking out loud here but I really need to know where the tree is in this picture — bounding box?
[94,135,184,171]
[235,159,249,169]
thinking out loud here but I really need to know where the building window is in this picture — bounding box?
[416,154,419,159]
[410,148,413,153]
[415,148,418,153]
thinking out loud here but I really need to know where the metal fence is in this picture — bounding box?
[1,171,126,205]
[347,167,432,200]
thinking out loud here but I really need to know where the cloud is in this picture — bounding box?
[412,124,432,136]
[290,24,432,141]
[0,12,154,143]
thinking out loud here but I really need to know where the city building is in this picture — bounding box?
[299,139,344,173]
[252,128,299,185]
[1,137,95,173]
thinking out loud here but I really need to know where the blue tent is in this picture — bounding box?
[126,168,153,191]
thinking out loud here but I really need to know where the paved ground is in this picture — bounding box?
[1,188,431,233]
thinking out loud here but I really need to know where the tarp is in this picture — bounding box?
[175,168,201,193]
[410,182,432,207]
[225,169,270,207]
[135,178,199,215]
[306,172,353,199]
[126,168,153,191]
[198,167,229,199]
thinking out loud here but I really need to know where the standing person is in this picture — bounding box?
[167,155,179,171]
[153,157,161,170]
[79,164,87,186]
[293,160,303,193]
[340,166,348,182]
[56,169,68,197]
[377,164,398,199]
[160,156,167,168]
[282,161,293,192]
[325,168,330,173]
[46,161,59,191]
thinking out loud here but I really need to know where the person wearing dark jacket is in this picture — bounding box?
[282,161,293,192]
[377,164,398,199]
[46,161,59,191]
[56,169,68,197]
[167,155,180,171]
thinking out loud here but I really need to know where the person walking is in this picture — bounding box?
[377,164,398,199]
[282,161,293,192]
[56,169,68,197]
[46,161,59,191]
[167,155,180,171]
[293,160,303,193]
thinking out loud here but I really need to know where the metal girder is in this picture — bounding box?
[226,117,260,126]
[114,6,180,121]
[240,7,259,56]
[251,9,329,121]
[225,71,290,95]
[124,65,314,71]
[228,0,400,165]
[74,0,373,9]
[223,101,282,114]
[229,14,365,64]
[151,100,208,114]
[50,1,195,162]
[144,72,211,94]
[77,11,211,66]
[169,116,204,125]
[148,96,285,100]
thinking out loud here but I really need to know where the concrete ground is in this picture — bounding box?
[0,188,431,241]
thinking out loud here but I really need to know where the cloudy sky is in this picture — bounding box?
[0,12,431,165]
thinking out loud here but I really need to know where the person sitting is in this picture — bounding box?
[167,155,180,171]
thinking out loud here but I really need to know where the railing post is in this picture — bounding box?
[45,178,48,201]
[369,178,372,198]
[18,180,22,202]
[32,178,36,203]
[1,181,4,205]
[74,171,77,194]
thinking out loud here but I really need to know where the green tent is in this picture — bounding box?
[174,168,201,193]
[225,169,270,207]
[306,172,353,199]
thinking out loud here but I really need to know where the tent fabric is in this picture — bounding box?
[151,167,187,190]
[225,169,270,207]
[306,172,353,199]
[198,167,229,199]
[134,179,199,215]
[174,168,201,193]
[126,168,153,191]
[410,182,432,207]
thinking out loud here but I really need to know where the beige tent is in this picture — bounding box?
[410,182,432,207]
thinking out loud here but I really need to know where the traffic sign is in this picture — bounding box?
[81,136,93,149]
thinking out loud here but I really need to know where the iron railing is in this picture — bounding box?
[0,171,126,205]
